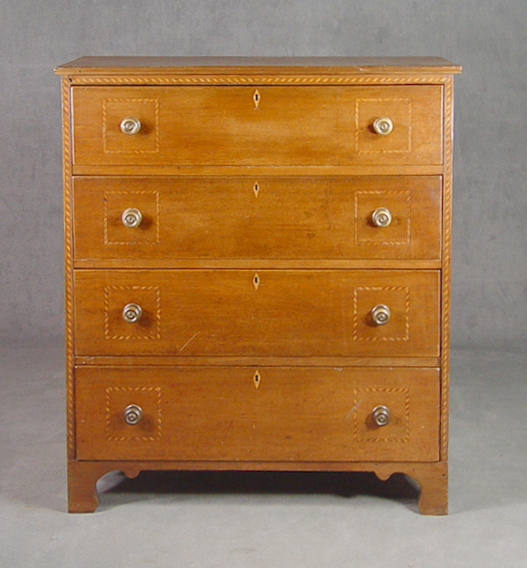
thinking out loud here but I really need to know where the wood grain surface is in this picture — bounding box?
[74,269,440,358]
[55,56,462,75]
[58,56,459,514]
[72,85,442,166]
[73,176,442,262]
[75,365,440,462]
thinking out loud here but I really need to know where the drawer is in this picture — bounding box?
[72,85,443,166]
[74,269,440,357]
[74,176,441,262]
[75,366,440,462]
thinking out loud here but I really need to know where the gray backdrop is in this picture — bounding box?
[1,0,526,351]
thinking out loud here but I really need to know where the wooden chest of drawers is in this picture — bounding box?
[55,56,461,514]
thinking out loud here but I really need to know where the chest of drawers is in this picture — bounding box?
[55,56,460,514]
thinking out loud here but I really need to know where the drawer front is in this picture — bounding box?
[72,85,442,166]
[75,366,440,462]
[74,269,440,357]
[74,176,441,262]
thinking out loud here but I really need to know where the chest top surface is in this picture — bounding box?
[55,56,461,77]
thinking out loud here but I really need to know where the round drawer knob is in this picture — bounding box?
[120,116,141,135]
[124,404,143,425]
[122,207,142,228]
[372,116,394,136]
[371,304,391,326]
[122,303,142,323]
[372,405,391,427]
[372,207,392,228]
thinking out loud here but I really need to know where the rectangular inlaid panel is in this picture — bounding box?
[72,85,442,166]
[74,269,440,358]
[73,176,441,262]
[75,366,440,462]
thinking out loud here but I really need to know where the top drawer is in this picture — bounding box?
[72,85,443,167]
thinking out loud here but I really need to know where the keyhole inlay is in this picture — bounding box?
[253,89,260,110]
[253,181,260,197]
[253,370,261,389]
[253,273,260,290]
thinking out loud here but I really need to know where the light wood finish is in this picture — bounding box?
[75,355,441,367]
[68,460,447,515]
[74,269,440,358]
[56,56,460,514]
[441,77,454,461]
[61,77,75,460]
[74,176,441,262]
[55,56,462,76]
[72,164,445,176]
[72,85,442,166]
[75,366,439,462]
[74,259,442,270]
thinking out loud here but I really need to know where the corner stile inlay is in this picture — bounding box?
[62,77,75,460]
[441,77,454,461]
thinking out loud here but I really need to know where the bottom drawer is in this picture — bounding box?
[75,366,440,462]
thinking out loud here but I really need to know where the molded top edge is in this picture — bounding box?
[55,56,462,75]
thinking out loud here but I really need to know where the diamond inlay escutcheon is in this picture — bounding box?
[253,89,260,109]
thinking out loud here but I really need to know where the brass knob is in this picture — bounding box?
[371,304,391,326]
[122,207,142,228]
[372,207,392,228]
[372,405,391,426]
[372,116,394,136]
[124,404,143,425]
[120,116,141,135]
[122,303,142,323]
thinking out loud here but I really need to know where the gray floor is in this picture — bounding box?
[1,347,526,567]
